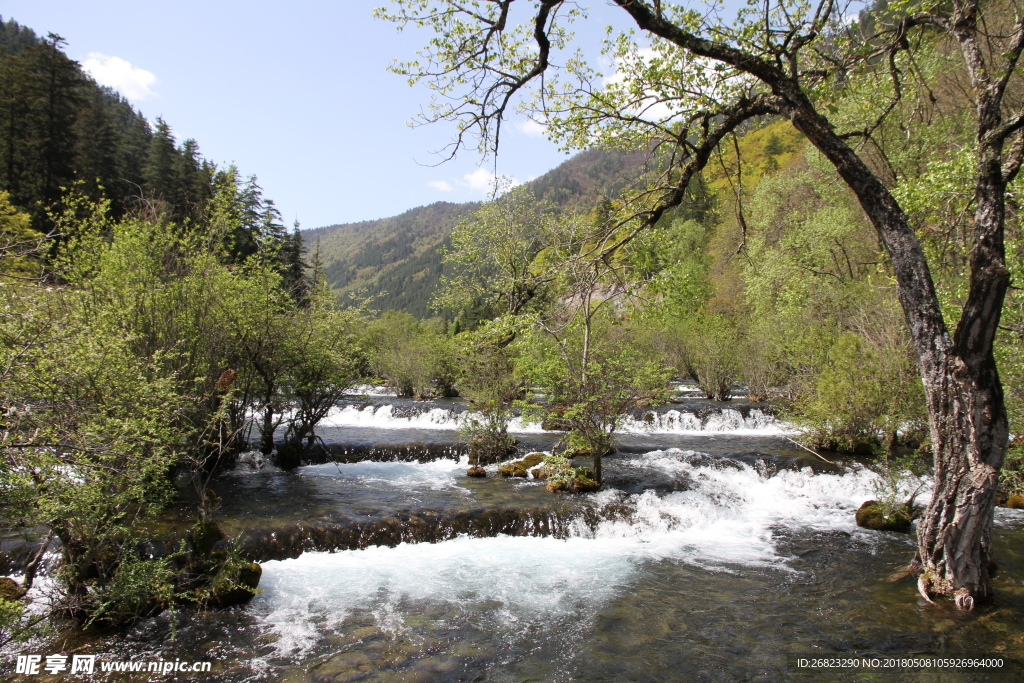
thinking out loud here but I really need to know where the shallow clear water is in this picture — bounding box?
[6,401,1024,682]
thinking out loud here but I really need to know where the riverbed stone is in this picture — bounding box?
[466,466,486,477]
[311,650,374,683]
[348,626,379,640]
[126,613,171,642]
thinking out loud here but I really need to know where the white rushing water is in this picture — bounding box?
[251,449,921,657]
[346,383,398,397]
[298,458,470,491]
[617,407,785,435]
[317,404,785,435]
[318,404,466,431]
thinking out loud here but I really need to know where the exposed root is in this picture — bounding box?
[954,589,975,612]
[917,574,936,604]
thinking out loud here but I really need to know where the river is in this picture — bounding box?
[5,396,1024,681]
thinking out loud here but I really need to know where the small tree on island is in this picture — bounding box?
[456,322,526,465]
[525,312,671,483]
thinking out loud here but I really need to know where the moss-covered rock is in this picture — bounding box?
[855,500,916,533]
[208,561,262,607]
[575,466,596,480]
[1005,493,1024,509]
[0,576,26,601]
[466,466,487,478]
[187,518,225,557]
[519,452,546,469]
[546,475,601,493]
[497,453,546,478]
[497,464,528,478]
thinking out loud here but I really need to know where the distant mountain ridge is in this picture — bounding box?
[305,147,649,317]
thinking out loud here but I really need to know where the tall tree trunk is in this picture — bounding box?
[786,97,1010,608]
[260,402,275,455]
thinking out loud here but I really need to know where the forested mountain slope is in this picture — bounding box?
[306,147,648,317]
[0,17,213,230]
[0,16,303,284]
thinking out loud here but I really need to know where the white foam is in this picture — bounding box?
[300,458,469,490]
[617,408,788,435]
[594,450,905,566]
[317,404,786,435]
[252,534,638,657]
[346,383,397,397]
[318,404,463,430]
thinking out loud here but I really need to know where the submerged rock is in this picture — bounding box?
[126,613,172,642]
[855,500,916,533]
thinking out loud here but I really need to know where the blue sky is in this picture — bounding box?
[1,0,644,229]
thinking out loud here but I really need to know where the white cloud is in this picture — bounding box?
[427,180,454,192]
[463,167,499,192]
[82,52,157,101]
[462,168,522,195]
[516,117,547,137]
